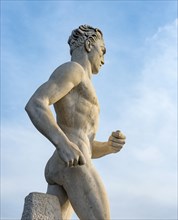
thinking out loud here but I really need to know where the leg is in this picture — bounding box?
[62,164,110,220]
[47,184,73,220]
[45,150,110,219]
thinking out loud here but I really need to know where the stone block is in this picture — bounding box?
[21,192,61,220]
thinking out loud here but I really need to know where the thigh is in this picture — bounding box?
[45,151,110,219]
[62,163,110,220]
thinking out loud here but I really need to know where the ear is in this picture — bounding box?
[84,40,92,53]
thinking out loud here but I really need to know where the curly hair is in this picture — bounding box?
[68,25,103,55]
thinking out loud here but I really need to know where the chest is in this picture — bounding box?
[76,79,99,106]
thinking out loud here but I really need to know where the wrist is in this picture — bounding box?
[54,136,70,150]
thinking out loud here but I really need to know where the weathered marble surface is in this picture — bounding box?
[21,192,61,220]
[24,25,126,219]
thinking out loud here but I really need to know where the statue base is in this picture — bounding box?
[21,192,61,220]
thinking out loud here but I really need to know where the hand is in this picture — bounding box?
[107,130,126,153]
[57,141,86,167]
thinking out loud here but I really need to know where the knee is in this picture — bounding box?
[76,204,110,220]
[94,209,110,220]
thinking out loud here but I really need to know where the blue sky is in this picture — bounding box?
[1,1,177,219]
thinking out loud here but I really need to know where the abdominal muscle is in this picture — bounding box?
[61,124,93,159]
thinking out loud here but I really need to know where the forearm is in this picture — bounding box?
[25,99,69,149]
[92,131,126,158]
[92,141,110,159]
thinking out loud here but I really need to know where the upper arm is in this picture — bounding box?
[28,62,84,106]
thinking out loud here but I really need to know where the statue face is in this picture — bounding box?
[89,38,106,74]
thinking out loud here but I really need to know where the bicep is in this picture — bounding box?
[31,78,74,105]
[29,62,84,106]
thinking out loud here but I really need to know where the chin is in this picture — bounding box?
[92,72,99,75]
[92,68,99,74]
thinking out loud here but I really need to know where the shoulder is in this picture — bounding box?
[62,61,85,73]
[50,61,85,80]
[48,61,85,87]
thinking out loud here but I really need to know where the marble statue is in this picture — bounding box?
[25,25,126,220]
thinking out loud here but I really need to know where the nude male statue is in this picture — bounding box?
[25,25,126,220]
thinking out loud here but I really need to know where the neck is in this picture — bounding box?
[71,48,92,79]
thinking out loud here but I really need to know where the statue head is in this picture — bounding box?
[68,25,103,55]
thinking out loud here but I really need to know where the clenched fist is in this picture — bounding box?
[108,130,126,153]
